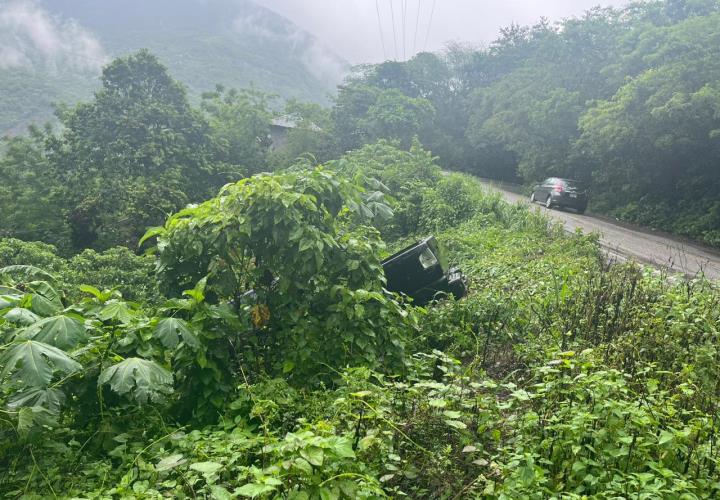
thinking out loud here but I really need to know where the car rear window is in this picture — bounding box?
[562,180,585,189]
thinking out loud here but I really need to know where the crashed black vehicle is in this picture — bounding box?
[382,236,467,305]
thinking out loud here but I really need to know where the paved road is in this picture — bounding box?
[479,180,720,281]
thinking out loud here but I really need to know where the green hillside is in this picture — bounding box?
[0,0,347,135]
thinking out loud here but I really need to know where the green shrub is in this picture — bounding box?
[0,237,159,304]
[147,167,416,395]
[0,238,65,273]
[66,247,159,303]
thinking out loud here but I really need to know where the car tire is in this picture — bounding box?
[545,195,553,209]
[577,206,586,215]
[530,192,536,203]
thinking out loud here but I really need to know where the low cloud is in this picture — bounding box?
[0,0,107,71]
[232,11,279,40]
[300,39,348,86]
[233,5,348,86]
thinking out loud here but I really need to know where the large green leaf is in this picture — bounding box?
[300,445,324,466]
[30,294,62,317]
[97,301,135,324]
[98,358,173,404]
[139,226,166,247]
[3,308,40,326]
[15,406,57,437]
[27,281,63,316]
[17,407,35,437]
[20,315,87,349]
[154,317,200,349]
[78,284,116,303]
[0,341,82,387]
[0,294,21,310]
[7,387,66,413]
[189,461,223,474]
[0,265,56,284]
[0,286,23,295]
[235,483,277,499]
[155,453,186,472]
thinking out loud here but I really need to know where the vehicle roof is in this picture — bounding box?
[545,177,584,184]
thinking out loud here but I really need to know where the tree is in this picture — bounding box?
[331,83,381,153]
[467,74,584,182]
[50,50,214,250]
[0,126,70,252]
[577,13,720,243]
[201,85,275,176]
[148,168,411,383]
[360,89,435,147]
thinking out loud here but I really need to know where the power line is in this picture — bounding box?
[412,0,421,56]
[423,0,437,51]
[389,0,398,60]
[375,0,387,60]
[401,0,407,60]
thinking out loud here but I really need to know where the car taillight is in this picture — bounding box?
[553,183,564,193]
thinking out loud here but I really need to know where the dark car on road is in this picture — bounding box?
[382,236,467,305]
[530,178,588,214]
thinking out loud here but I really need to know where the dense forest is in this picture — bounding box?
[327,0,720,247]
[2,0,720,497]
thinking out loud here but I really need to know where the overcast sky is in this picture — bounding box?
[255,0,631,63]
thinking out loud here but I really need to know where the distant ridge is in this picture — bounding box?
[0,0,349,135]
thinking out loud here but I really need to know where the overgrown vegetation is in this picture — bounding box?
[2,141,720,497]
[2,1,720,496]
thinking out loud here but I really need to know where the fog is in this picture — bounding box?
[0,0,633,70]
[0,0,106,70]
[256,0,631,63]
[231,6,349,85]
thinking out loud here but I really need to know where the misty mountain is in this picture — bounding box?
[0,0,349,135]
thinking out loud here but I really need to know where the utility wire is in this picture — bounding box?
[375,0,387,60]
[401,0,407,60]
[423,0,437,51]
[412,0,421,56]
[389,0,398,60]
